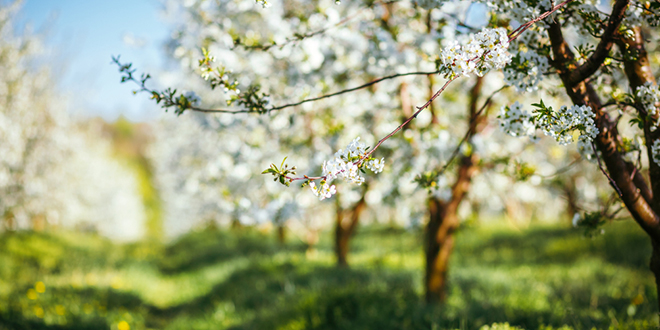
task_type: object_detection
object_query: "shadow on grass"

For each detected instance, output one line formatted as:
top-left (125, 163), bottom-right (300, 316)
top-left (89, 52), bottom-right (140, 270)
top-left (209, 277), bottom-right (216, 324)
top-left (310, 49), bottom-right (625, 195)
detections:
top-left (1, 223), bottom-right (657, 330)
top-left (148, 261), bottom-right (430, 329)
top-left (0, 286), bottom-right (154, 330)
top-left (0, 313), bottom-right (108, 330)
top-left (456, 222), bottom-right (651, 270)
top-left (156, 228), bottom-right (307, 275)
top-left (148, 257), bottom-right (656, 330)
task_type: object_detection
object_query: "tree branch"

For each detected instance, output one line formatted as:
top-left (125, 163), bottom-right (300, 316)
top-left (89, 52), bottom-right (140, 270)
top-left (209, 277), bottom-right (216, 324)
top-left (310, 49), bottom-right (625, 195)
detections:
top-left (436, 85), bottom-right (507, 177)
top-left (548, 19), bottom-right (660, 241)
top-left (616, 26), bottom-right (660, 211)
top-left (119, 64), bottom-right (440, 114)
top-left (566, 0), bottom-right (630, 85)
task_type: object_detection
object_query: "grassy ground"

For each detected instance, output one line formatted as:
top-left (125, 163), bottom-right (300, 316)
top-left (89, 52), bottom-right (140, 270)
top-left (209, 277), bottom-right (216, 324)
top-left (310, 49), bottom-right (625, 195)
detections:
top-left (0, 221), bottom-right (658, 330)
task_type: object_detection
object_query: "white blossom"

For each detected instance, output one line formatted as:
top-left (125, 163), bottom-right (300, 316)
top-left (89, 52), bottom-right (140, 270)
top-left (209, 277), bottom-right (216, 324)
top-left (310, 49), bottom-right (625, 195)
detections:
top-left (309, 181), bottom-right (336, 200)
top-left (500, 102), bottom-right (599, 159)
top-left (636, 82), bottom-right (660, 117)
top-left (255, 0), bottom-right (272, 8)
top-left (577, 138), bottom-right (596, 162)
top-left (498, 101), bottom-right (536, 139)
top-left (366, 158), bottom-right (385, 173)
top-left (439, 28), bottom-right (512, 78)
top-left (311, 137), bottom-right (386, 199)
top-left (624, 0), bottom-right (660, 27)
top-left (652, 140), bottom-right (660, 166)
top-left (538, 105), bottom-right (599, 146)
top-left (503, 50), bottom-right (550, 92)
top-left (483, 0), bottom-right (554, 28)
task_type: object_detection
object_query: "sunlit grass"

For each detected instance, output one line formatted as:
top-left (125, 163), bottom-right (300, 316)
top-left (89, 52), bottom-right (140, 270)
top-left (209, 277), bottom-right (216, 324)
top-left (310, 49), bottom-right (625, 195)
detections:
top-left (0, 221), bottom-right (657, 329)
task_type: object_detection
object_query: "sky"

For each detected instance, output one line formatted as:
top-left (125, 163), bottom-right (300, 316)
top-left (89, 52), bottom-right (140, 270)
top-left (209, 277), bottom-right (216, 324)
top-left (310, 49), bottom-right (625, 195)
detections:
top-left (18, 0), bottom-right (171, 122)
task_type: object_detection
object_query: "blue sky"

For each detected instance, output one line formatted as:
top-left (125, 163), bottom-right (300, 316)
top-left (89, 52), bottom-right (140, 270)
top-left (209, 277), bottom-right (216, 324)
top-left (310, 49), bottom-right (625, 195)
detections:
top-left (19, 0), bottom-right (171, 121)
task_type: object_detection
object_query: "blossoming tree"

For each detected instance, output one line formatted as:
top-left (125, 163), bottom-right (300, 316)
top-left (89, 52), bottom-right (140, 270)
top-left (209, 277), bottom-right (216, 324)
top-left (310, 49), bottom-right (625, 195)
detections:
top-left (1, 2), bottom-right (146, 239)
top-left (116, 0), bottom-right (660, 304)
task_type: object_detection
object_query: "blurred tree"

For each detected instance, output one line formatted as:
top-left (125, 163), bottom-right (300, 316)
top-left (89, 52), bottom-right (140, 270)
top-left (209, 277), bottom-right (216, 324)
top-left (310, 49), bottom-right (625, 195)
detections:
top-left (0, 1), bottom-right (147, 240)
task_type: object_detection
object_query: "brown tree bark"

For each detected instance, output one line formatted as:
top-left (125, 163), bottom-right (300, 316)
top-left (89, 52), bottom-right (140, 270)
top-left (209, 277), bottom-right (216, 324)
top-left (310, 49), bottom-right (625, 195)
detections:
top-left (425, 76), bottom-right (484, 303)
top-left (277, 223), bottom-right (286, 244)
top-left (563, 179), bottom-right (579, 221)
top-left (616, 26), bottom-right (660, 307)
top-left (334, 191), bottom-right (368, 267)
top-left (547, 0), bottom-right (660, 309)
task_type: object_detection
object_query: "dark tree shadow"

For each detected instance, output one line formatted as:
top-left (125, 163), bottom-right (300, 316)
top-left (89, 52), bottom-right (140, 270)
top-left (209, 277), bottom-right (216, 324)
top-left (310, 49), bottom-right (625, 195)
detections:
top-left (156, 228), bottom-right (307, 274)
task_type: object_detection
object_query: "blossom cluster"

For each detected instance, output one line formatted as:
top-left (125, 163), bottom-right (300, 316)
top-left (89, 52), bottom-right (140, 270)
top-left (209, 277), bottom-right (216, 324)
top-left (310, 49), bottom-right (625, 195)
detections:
top-left (537, 105), bottom-right (599, 146)
top-left (431, 175), bottom-right (453, 202)
top-left (439, 28), bottom-right (512, 78)
top-left (503, 50), bottom-right (550, 92)
top-left (651, 140), bottom-right (660, 166)
top-left (577, 138), bottom-right (596, 161)
top-left (255, 0), bottom-right (272, 8)
top-left (310, 137), bottom-right (385, 200)
top-left (625, 0), bottom-right (660, 27)
top-left (573, 1), bottom-right (608, 35)
top-left (499, 102), bottom-right (599, 154)
top-left (636, 82), bottom-right (660, 116)
top-left (498, 101), bottom-right (537, 140)
top-left (484, 0), bottom-right (554, 28)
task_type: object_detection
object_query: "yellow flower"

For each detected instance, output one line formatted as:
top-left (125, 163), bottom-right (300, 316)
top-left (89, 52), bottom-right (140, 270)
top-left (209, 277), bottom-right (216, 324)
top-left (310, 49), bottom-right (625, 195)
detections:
top-left (117, 321), bottom-right (130, 330)
top-left (35, 281), bottom-right (46, 293)
top-left (27, 289), bottom-right (38, 300)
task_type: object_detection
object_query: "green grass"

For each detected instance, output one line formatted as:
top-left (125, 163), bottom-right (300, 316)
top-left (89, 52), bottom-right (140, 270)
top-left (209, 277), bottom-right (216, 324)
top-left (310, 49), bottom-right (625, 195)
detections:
top-left (0, 221), bottom-right (658, 329)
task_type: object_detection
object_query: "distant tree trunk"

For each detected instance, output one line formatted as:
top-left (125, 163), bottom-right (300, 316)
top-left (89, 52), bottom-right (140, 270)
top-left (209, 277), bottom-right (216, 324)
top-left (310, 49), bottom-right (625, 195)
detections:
top-left (231, 217), bottom-right (242, 230)
top-left (548, 173), bottom-right (580, 223)
top-left (334, 191), bottom-right (368, 267)
top-left (277, 223), bottom-right (286, 244)
top-left (562, 175), bottom-right (579, 222)
top-left (425, 154), bottom-right (478, 302)
top-left (425, 76), bottom-right (484, 303)
top-left (3, 211), bottom-right (15, 232)
top-left (426, 197), bottom-right (456, 302)
top-left (31, 214), bottom-right (46, 231)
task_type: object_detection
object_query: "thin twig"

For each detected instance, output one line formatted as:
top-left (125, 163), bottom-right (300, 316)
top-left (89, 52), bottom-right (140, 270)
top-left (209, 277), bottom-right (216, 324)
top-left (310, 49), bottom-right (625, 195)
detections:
top-left (436, 85), bottom-right (507, 177)
top-left (128, 70), bottom-right (441, 115)
top-left (364, 78), bottom-right (457, 161)
top-left (539, 157), bottom-right (581, 178)
top-left (507, 0), bottom-right (573, 42)
top-left (591, 142), bottom-right (623, 197)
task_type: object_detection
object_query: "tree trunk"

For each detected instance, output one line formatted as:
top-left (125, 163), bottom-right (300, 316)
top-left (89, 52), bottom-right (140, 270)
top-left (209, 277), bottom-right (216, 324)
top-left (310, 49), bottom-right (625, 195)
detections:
top-left (547, 5), bottom-right (660, 311)
top-left (335, 213), bottom-right (350, 267)
top-left (334, 193), bottom-right (367, 267)
top-left (425, 199), bottom-right (458, 302)
top-left (619, 27), bottom-right (660, 310)
top-left (425, 76), bottom-right (484, 303)
top-left (277, 223), bottom-right (286, 244)
top-left (231, 217), bottom-right (242, 230)
top-left (3, 212), bottom-right (14, 232)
